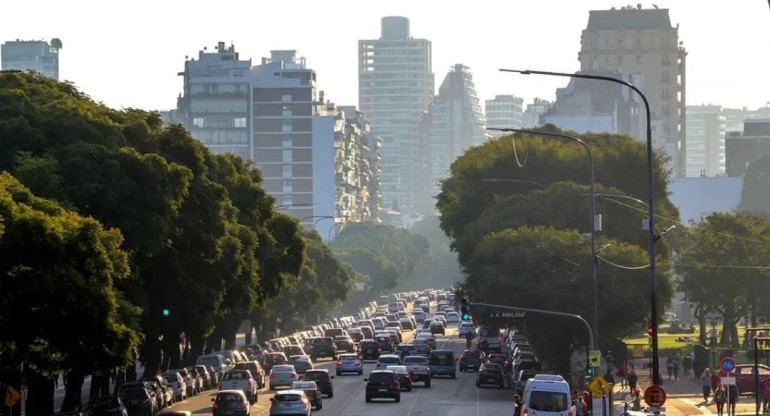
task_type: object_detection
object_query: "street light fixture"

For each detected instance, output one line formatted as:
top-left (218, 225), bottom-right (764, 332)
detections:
top-left (276, 203), bottom-right (314, 211)
top-left (488, 127), bottom-right (600, 353)
top-left (500, 68), bottom-right (661, 385)
top-left (328, 222), bottom-right (345, 243)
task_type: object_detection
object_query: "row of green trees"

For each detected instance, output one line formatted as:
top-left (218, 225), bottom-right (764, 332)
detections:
top-left (0, 72), bottom-right (354, 413)
top-left (436, 126), bottom-right (679, 373)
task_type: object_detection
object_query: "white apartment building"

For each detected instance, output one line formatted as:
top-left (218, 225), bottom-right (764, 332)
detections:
top-left (485, 95), bottom-right (524, 136)
top-left (1, 38), bottom-right (62, 80)
top-left (578, 5), bottom-right (687, 177)
top-left (358, 16), bottom-right (435, 215)
top-left (685, 105), bottom-right (725, 177)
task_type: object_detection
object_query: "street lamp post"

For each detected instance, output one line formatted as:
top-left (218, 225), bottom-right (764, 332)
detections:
top-left (328, 222), bottom-right (345, 243)
top-left (500, 68), bottom-right (660, 386)
top-left (489, 127), bottom-right (599, 353)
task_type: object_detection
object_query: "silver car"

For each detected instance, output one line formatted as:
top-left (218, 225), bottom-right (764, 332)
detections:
top-left (374, 354), bottom-right (402, 370)
top-left (336, 353), bottom-right (363, 375)
top-left (269, 365), bottom-right (298, 390)
top-left (269, 390), bottom-right (312, 416)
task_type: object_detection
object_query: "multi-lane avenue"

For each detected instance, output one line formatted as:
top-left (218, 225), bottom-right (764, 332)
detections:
top-left (164, 326), bottom-right (513, 416)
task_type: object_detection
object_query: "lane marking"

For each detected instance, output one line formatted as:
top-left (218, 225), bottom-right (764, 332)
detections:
top-left (476, 380), bottom-right (481, 416)
top-left (406, 387), bottom-right (423, 416)
top-left (332, 379), bottom-right (366, 416)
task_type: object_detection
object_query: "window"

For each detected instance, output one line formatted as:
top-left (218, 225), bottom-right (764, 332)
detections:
top-left (282, 165), bottom-right (292, 178)
top-left (193, 117), bottom-right (204, 127)
top-left (234, 117), bottom-right (246, 128)
top-left (636, 55), bottom-right (642, 64)
top-left (282, 195), bottom-right (293, 205)
top-left (529, 391), bottom-right (569, 412)
top-left (282, 139), bottom-right (292, 148)
top-left (282, 150), bottom-right (292, 162)
top-left (282, 120), bottom-right (292, 132)
top-left (282, 94), bottom-right (292, 102)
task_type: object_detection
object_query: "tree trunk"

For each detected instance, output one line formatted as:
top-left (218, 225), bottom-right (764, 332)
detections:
top-left (221, 315), bottom-right (241, 350)
top-left (113, 369), bottom-right (126, 396)
top-left (162, 334), bottom-right (182, 370)
top-left (27, 373), bottom-right (55, 416)
top-left (141, 337), bottom-right (163, 377)
top-left (89, 373), bottom-right (111, 400)
top-left (207, 325), bottom-right (225, 353)
top-left (60, 370), bottom-right (85, 412)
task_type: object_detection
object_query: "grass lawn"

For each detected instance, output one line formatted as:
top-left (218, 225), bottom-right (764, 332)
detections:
top-left (623, 324), bottom-right (750, 354)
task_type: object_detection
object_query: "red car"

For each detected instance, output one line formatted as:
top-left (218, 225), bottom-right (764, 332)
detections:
top-left (719, 364), bottom-right (770, 395)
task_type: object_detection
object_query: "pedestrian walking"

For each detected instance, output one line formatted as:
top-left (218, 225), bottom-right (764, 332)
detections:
top-left (617, 363), bottom-right (627, 389)
top-left (673, 352), bottom-right (681, 380)
top-left (711, 371), bottom-right (722, 399)
top-left (627, 369), bottom-right (638, 392)
top-left (682, 353), bottom-right (692, 376)
top-left (714, 384), bottom-right (726, 416)
top-left (727, 383), bottom-right (738, 416)
top-left (666, 354), bottom-right (675, 380)
top-left (514, 395), bottom-right (523, 416)
top-left (701, 368), bottom-right (712, 402)
top-left (762, 377), bottom-right (770, 413)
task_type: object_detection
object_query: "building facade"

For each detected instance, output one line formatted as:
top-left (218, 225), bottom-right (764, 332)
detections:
top-left (522, 98), bottom-right (553, 129)
top-left (578, 5), bottom-right (687, 176)
top-left (177, 42), bottom-right (252, 161)
top-left (685, 105), bottom-right (725, 177)
top-left (485, 95), bottom-right (524, 136)
top-left (358, 16), bottom-right (435, 215)
top-left (424, 64), bottom-right (487, 196)
top-left (725, 119), bottom-right (770, 177)
top-left (1, 38), bottom-right (62, 80)
top-left (176, 46), bottom-right (380, 233)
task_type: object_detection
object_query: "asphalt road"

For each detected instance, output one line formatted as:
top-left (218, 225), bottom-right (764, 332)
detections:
top-left (164, 326), bottom-right (513, 416)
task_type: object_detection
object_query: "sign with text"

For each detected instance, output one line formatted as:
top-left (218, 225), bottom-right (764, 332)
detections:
top-left (489, 311), bottom-right (526, 318)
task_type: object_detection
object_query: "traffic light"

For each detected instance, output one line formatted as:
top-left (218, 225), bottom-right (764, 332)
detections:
top-left (460, 297), bottom-right (470, 321)
top-left (585, 365), bottom-right (594, 376)
top-left (162, 308), bottom-right (170, 317)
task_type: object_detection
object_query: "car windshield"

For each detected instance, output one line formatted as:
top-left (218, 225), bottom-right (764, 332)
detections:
top-left (304, 372), bottom-right (327, 381)
top-left (479, 327), bottom-right (501, 338)
top-left (198, 356), bottom-right (221, 366)
top-left (274, 393), bottom-right (303, 402)
top-left (430, 353), bottom-right (453, 366)
top-left (223, 371), bottom-right (249, 380)
top-left (368, 372), bottom-right (394, 382)
top-left (529, 391), bottom-right (569, 412)
top-left (215, 392), bottom-right (244, 403)
top-left (122, 389), bottom-right (147, 399)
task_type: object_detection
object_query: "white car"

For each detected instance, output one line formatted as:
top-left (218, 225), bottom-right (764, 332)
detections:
top-left (269, 390), bottom-right (312, 416)
top-left (446, 312), bottom-right (460, 324)
top-left (458, 322), bottom-right (475, 337)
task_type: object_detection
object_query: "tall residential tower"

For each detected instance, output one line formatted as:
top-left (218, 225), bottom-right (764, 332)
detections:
top-left (358, 16), bottom-right (434, 215)
top-left (1, 38), bottom-right (62, 80)
top-left (579, 5), bottom-right (687, 176)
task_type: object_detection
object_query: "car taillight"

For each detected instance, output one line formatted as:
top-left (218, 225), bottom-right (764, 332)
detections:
top-left (212, 403), bottom-right (219, 409)
top-left (290, 373), bottom-right (296, 378)
top-left (377, 348), bottom-right (382, 352)
top-left (248, 379), bottom-right (254, 388)
top-left (337, 361), bottom-right (343, 365)
top-left (241, 402), bottom-right (248, 409)
top-left (523, 409), bottom-right (529, 416)
top-left (355, 361), bottom-right (361, 365)
top-left (390, 381), bottom-right (399, 387)
top-left (270, 374), bottom-right (275, 379)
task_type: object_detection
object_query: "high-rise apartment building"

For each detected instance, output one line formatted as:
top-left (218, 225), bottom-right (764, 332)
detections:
top-left (485, 95), bottom-right (524, 136)
top-left (1, 38), bottom-right (62, 80)
top-left (358, 16), bottom-right (435, 215)
top-left (177, 42), bottom-right (252, 161)
top-left (579, 5), bottom-right (687, 176)
top-left (424, 64), bottom-right (486, 196)
top-left (522, 98), bottom-right (553, 129)
top-left (685, 105), bottom-right (725, 177)
top-left (176, 46), bottom-right (380, 233)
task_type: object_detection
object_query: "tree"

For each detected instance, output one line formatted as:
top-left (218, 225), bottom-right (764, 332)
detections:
top-left (0, 172), bottom-right (139, 415)
top-left (465, 226), bottom-right (671, 372)
top-left (676, 212), bottom-right (770, 346)
top-left (339, 248), bottom-right (400, 292)
top-left (408, 215), bottom-right (464, 289)
top-left (738, 156), bottom-right (770, 213)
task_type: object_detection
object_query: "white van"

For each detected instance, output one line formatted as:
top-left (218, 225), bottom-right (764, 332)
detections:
top-left (196, 353), bottom-right (228, 373)
top-left (522, 374), bottom-right (573, 416)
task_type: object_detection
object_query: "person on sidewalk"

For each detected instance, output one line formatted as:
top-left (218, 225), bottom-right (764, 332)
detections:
top-left (701, 368), bottom-right (712, 402)
top-left (727, 383), bottom-right (738, 416)
top-left (762, 377), bottom-right (770, 412)
top-left (714, 384), bottom-right (726, 416)
top-left (666, 353), bottom-right (675, 380)
top-left (627, 369), bottom-right (638, 393)
top-left (617, 362), bottom-right (627, 389)
top-left (514, 395), bottom-right (523, 416)
top-left (711, 370), bottom-right (722, 399)
top-left (673, 352), bottom-right (681, 380)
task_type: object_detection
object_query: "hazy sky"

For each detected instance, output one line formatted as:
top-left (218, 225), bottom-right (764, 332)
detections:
top-left (3, 0), bottom-right (768, 112)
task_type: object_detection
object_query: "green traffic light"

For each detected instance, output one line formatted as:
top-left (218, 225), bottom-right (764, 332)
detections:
top-left (162, 309), bottom-right (170, 316)
top-left (586, 367), bottom-right (594, 375)
top-left (462, 312), bottom-right (470, 321)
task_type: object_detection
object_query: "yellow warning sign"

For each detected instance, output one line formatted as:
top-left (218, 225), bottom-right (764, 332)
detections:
top-left (588, 375), bottom-right (611, 397)
top-left (5, 385), bottom-right (20, 407)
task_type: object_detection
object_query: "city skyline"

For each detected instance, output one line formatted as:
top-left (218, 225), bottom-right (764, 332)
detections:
top-left (2, 0), bottom-right (768, 113)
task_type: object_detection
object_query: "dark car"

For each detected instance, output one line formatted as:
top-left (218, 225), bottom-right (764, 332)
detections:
top-left (513, 370), bottom-right (539, 396)
top-left (459, 349), bottom-right (485, 372)
top-left (309, 337), bottom-right (338, 361)
top-left (303, 369), bottom-right (335, 397)
top-left (88, 396), bottom-right (127, 416)
top-left (120, 388), bottom-right (157, 415)
top-left (385, 365), bottom-right (412, 391)
top-left (486, 353), bottom-right (510, 373)
top-left (364, 370), bottom-right (401, 402)
top-left (234, 361), bottom-right (265, 389)
top-left (476, 363), bottom-right (505, 388)
top-left (375, 335), bottom-right (394, 353)
top-left (429, 321), bottom-right (445, 336)
top-left (263, 352), bottom-right (288, 373)
top-left (394, 344), bottom-right (416, 360)
top-left (211, 390), bottom-right (249, 416)
top-left (335, 339), bottom-right (357, 353)
top-left (359, 340), bottom-right (382, 361)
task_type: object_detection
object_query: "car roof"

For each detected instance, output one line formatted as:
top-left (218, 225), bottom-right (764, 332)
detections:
top-left (306, 369), bottom-right (328, 373)
top-left (385, 365), bottom-right (408, 371)
top-left (216, 389), bottom-right (246, 397)
top-left (291, 381), bottom-right (318, 389)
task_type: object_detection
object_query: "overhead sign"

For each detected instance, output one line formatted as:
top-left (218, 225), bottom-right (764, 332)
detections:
top-left (588, 350), bottom-right (602, 367)
top-left (721, 357), bottom-right (736, 373)
top-left (644, 385), bottom-right (667, 407)
top-left (5, 386), bottom-right (19, 407)
top-left (588, 375), bottom-right (611, 397)
top-left (488, 311), bottom-right (526, 318)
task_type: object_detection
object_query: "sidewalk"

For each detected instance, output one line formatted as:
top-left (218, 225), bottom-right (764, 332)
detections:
top-left (610, 361), bottom-right (760, 416)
